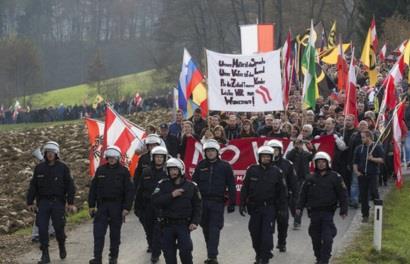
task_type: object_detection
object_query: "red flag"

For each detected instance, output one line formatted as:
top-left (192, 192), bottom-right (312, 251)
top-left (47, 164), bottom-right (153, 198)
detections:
top-left (101, 105), bottom-right (139, 167)
top-left (378, 43), bottom-right (386, 62)
top-left (85, 118), bottom-right (105, 176)
top-left (344, 48), bottom-right (358, 126)
top-left (337, 41), bottom-right (348, 91)
top-left (282, 31), bottom-right (292, 109)
top-left (392, 102), bottom-right (407, 188)
top-left (381, 55), bottom-right (405, 112)
top-left (370, 17), bottom-right (378, 51)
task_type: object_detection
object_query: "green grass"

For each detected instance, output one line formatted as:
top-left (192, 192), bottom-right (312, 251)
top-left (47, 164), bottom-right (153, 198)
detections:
top-left (0, 119), bottom-right (81, 132)
top-left (333, 182), bottom-right (410, 264)
top-left (23, 69), bottom-right (168, 108)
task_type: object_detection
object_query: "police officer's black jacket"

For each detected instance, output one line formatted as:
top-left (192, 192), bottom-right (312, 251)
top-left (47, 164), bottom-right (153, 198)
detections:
top-left (297, 170), bottom-right (348, 215)
top-left (133, 152), bottom-right (151, 190)
top-left (27, 160), bottom-right (75, 205)
top-left (134, 165), bottom-right (167, 211)
top-left (273, 158), bottom-right (298, 202)
top-left (152, 178), bottom-right (202, 225)
top-left (192, 159), bottom-right (236, 205)
top-left (88, 163), bottom-right (135, 211)
top-left (240, 164), bottom-right (288, 211)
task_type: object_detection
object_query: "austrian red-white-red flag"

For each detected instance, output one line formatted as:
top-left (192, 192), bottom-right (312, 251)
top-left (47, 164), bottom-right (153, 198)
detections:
top-left (101, 105), bottom-right (141, 167)
top-left (370, 17), bottom-right (378, 51)
top-left (394, 39), bottom-right (408, 56)
top-left (381, 55), bottom-right (406, 112)
top-left (343, 48), bottom-right (358, 126)
top-left (282, 31), bottom-right (292, 109)
top-left (392, 102), bottom-right (407, 188)
top-left (85, 118), bottom-right (105, 176)
top-left (337, 40), bottom-right (348, 91)
top-left (378, 43), bottom-right (386, 62)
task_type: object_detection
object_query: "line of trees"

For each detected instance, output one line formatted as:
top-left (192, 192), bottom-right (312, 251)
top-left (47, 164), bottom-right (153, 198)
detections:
top-left (0, 0), bottom-right (408, 106)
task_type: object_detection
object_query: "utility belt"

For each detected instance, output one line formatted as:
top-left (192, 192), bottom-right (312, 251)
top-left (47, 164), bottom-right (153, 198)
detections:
top-left (160, 217), bottom-right (191, 226)
top-left (203, 196), bottom-right (224, 203)
top-left (39, 195), bottom-right (64, 203)
top-left (249, 199), bottom-right (275, 208)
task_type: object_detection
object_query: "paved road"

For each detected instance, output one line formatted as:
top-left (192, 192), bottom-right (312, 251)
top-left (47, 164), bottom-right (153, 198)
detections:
top-left (18, 207), bottom-right (357, 264)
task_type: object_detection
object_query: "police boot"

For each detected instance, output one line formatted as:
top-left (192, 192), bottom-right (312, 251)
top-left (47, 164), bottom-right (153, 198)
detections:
top-left (89, 258), bottom-right (102, 264)
top-left (38, 247), bottom-right (50, 264)
top-left (204, 258), bottom-right (219, 264)
top-left (276, 244), bottom-right (286, 252)
top-left (108, 256), bottom-right (118, 264)
top-left (58, 241), bottom-right (67, 259)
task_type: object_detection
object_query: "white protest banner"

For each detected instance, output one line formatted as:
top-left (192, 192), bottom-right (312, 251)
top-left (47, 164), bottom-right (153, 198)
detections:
top-left (206, 49), bottom-right (283, 112)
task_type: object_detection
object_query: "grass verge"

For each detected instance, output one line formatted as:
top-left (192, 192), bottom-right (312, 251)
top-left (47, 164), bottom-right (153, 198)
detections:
top-left (333, 182), bottom-right (410, 264)
top-left (0, 119), bottom-right (81, 132)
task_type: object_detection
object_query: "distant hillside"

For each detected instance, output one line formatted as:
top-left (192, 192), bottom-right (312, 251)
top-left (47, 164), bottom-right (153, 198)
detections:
top-left (23, 69), bottom-right (169, 108)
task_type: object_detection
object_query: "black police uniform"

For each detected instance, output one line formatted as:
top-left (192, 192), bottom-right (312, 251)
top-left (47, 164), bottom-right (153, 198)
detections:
top-left (134, 165), bottom-right (168, 260)
top-left (88, 162), bottom-right (134, 263)
top-left (192, 158), bottom-right (236, 261)
top-left (27, 160), bottom-right (75, 261)
top-left (240, 163), bottom-right (287, 264)
top-left (152, 178), bottom-right (202, 264)
top-left (297, 169), bottom-right (348, 264)
top-left (133, 151), bottom-right (152, 247)
top-left (272, 157), bottom-right (298, 250)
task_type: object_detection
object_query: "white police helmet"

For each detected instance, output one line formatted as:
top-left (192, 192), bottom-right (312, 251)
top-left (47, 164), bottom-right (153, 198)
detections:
top-left (257, 145), bottom-right (274, 156)
top-left (166, 157), bottom-right (185, 175)
top-left (203, 139), bottom-right (220, 152)
top-left (313, 151), bottom-right (332, 168)
top-left (150, 146), bottom-right (168, 161)
top-left (267, 139), bottom-right (283, 152)
top-left (145, 134), bottom-right (161, 146)
top-left (43, 141), bottom-right (60, 155)
top-left (104, 146), bottom-right (122, 160)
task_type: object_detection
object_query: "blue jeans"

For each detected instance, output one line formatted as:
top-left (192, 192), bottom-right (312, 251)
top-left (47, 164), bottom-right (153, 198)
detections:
top-left (350, 172), bottom-right (359, 205)
top-left (405, 131), bottom-right (410, 163)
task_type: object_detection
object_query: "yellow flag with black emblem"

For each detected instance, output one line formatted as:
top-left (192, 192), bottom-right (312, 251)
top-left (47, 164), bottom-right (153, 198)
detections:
top-left (327, 21), bottom-right (336, 49)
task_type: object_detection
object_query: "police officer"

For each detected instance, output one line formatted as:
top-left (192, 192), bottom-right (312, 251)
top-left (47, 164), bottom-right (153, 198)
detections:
top-left (240, 146), bottom-right (287, 264)
top-left (135, 146), bottom-right (168, 263)
top-left (134, 133), bottom-right (161, 252)
top-left (88, 146), bottom-right (135, 264)
top-left (192, 139), bottom-right (236, 264)
top-left (27, 141), bottom-right (76, 264)
top-left (152, 158), bottom-right (202, 264)
top-left (267, 139), bottom-right (298, 252)
top-left (296, 152), bottom-right (348, 264)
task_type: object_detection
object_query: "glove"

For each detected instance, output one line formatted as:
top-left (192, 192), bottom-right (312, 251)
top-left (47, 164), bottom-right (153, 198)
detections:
top-left (227, 205), bottom-right (235, 213)
top-left (239, 205), bottom-right (247, 216)
top-left (89, 208), bottom-right (97, 218)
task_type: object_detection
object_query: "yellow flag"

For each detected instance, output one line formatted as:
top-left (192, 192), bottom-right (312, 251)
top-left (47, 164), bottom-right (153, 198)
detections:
top-left (403, 39), bottom-right (410, 83)
top-left (319, 44), bottom-right (350, 65)
top-left (360, 29), bottom-right (378, 86)
top-left (93, 95), bottom-right (104, 109)
top-left (327, 22), bottom-right (336, 49)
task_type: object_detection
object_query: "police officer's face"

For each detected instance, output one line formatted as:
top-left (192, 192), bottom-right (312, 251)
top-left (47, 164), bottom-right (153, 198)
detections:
top-left (205, 149), bottom-right (218, 160)
top-left (168, 167), bottom-right (180, 179)
top-left (260, 154), bottom-right (272, 165)
top-left (316, 159), bottom-right (328, 171)
top-left (273, 148), bottom-right (281, 158)
top-left (45, 151), bottom-right (56, 161)
top-left (107, 157), bottom-right (118, 165)
top-left (154, 155), bottom-right (165, 166)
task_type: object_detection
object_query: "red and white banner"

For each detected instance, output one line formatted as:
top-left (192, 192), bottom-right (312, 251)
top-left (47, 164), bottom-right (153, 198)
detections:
top-left (392, 102), bottom-right (407, 188)
top-left (183, 136), bottom-right (335, 203)
top-left (85, 118), bottom-right (105, 176)
top-left (100, 105), bottom-right (145, 172)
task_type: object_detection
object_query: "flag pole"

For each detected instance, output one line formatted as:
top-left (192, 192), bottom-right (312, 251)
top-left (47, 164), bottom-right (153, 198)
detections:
top-left (370, 99), bottom-right (404, 154)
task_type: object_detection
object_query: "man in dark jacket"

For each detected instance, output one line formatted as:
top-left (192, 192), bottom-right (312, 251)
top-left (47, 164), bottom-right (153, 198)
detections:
top-left (27, 141), bottom-right (76, 264)
top-left (88, 146), bottom-right (134, 264)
